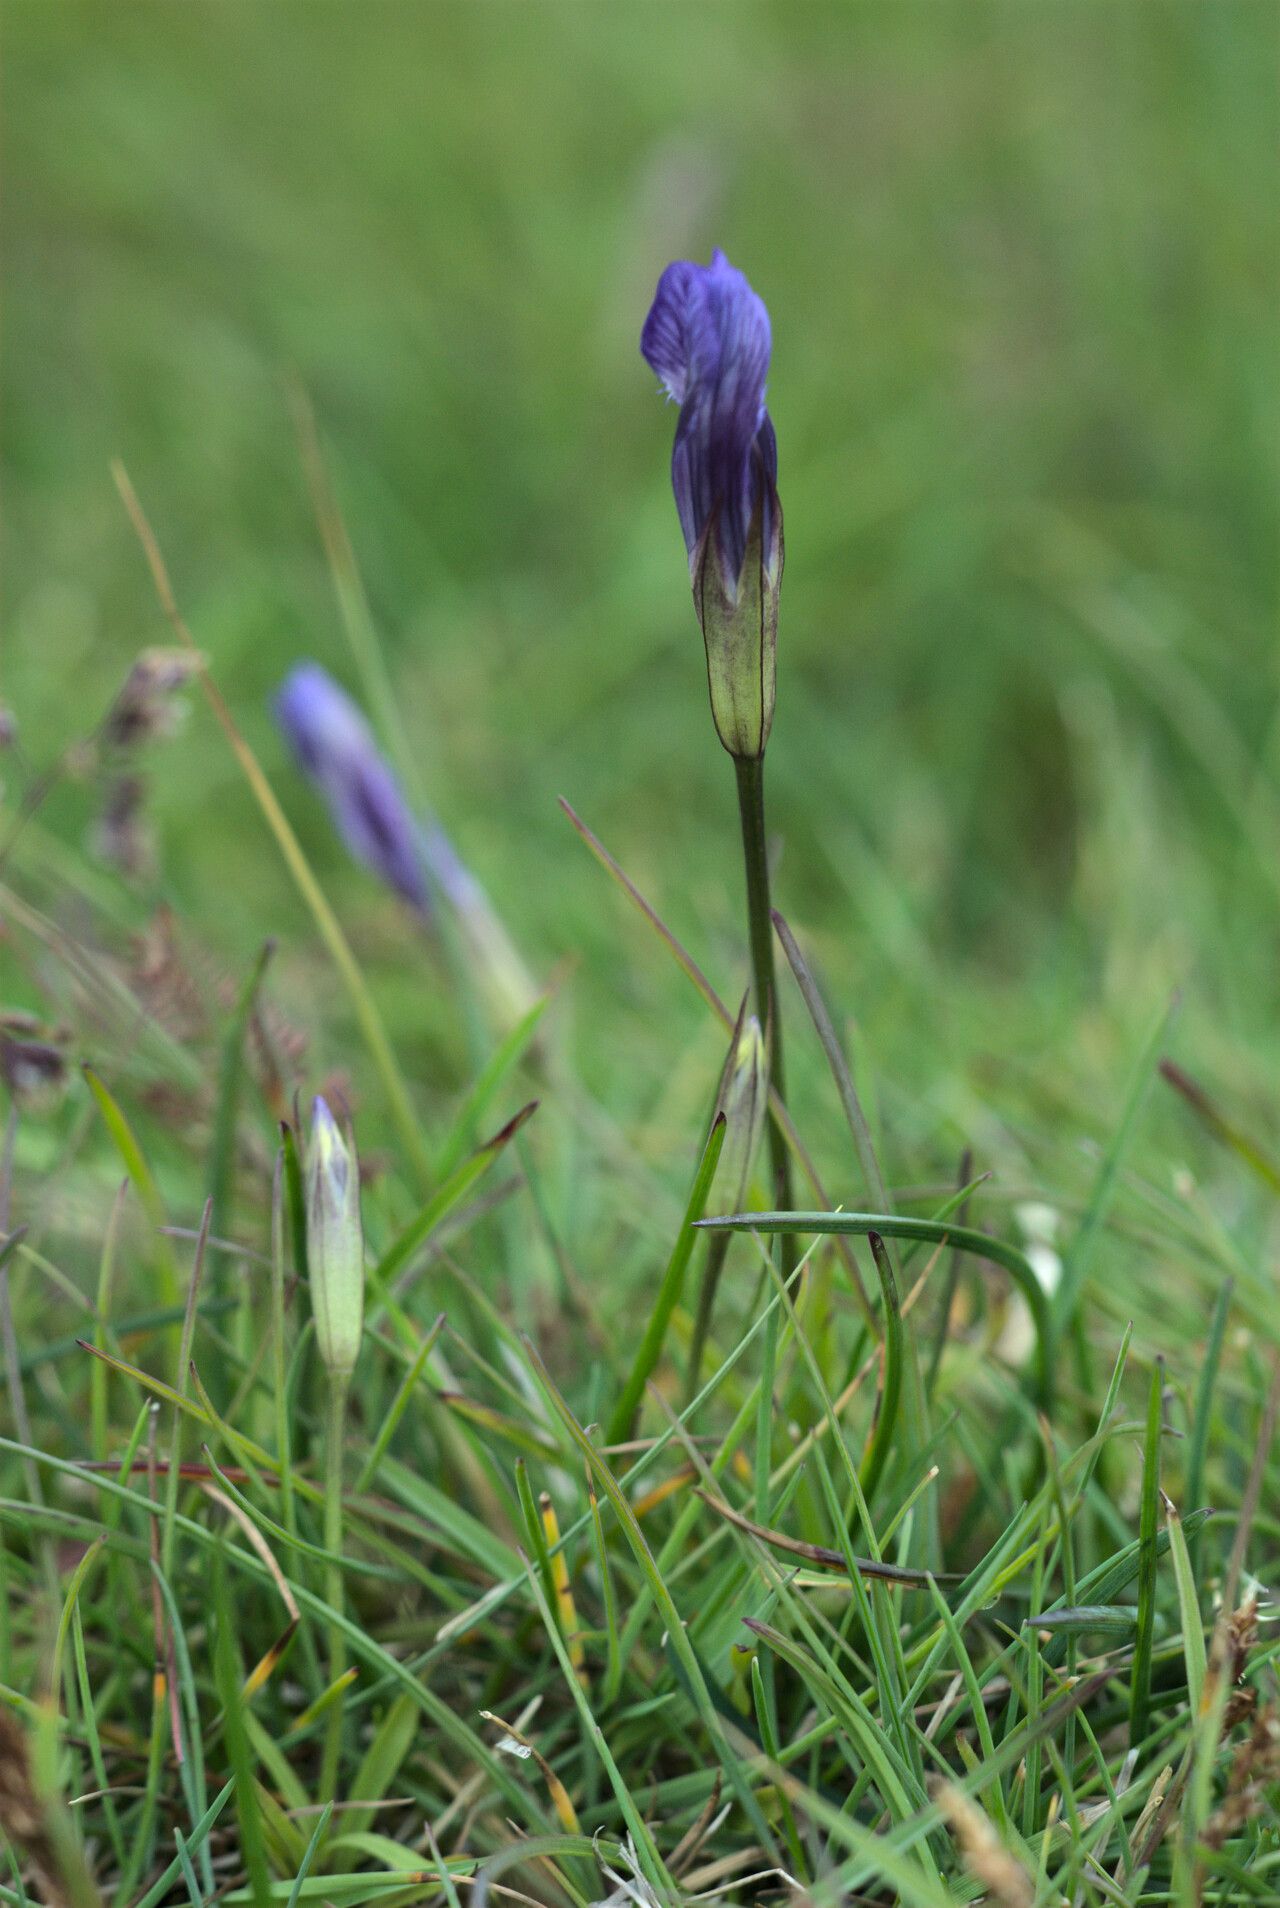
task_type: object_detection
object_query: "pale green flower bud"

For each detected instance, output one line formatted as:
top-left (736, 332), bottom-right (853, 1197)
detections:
top-left (713, 1013), bottom-right (768, 1207)
top-left (306, 1096), bottom-right (364, 1377)
top-left (693, 494), bottom-right (782, 762)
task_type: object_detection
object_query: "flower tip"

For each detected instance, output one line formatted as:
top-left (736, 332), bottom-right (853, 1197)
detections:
top-left (305, 1094), bottom-right (363, 1377)
top-left (309, 1095), bottom-right (350, 1192)
top-left (273, 659), bottom-right (320, 714)
top-left (737, 1014), bottom-right (766, 1069)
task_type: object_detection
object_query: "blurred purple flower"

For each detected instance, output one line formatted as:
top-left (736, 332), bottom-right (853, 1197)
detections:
top-left (640, 248), bottom-right (778, 592)
top-left (273, 663), bottom-right (430, 915)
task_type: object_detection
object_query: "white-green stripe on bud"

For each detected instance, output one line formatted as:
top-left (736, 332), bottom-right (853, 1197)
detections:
top-left (306, 1095), bottom-right (364, 1377)
top-left (713, 1012), bottom-right (768, 1208)
top-left (693, 492), bottom-right (782, 762)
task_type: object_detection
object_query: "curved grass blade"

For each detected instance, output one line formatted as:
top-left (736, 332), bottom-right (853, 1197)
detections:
top-left (82, 1064), bottom-right (178, 1312)
top-left (699, 1207), bottom-right (1052, 1403)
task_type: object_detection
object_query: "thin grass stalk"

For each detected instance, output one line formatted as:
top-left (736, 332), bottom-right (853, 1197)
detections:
top-left (91, 1179), bottom-right (129, 1467)
top-left (605, 1116), bottom-right (724, 1445)
top-left (111, 460), bottom-right (432, 1191)
top-left (686, 1229), bottom-right (732, 1405)
top-left (559, 794), bottom-right (874, 1320)
top-left (926, 1147), bottom-right (973, 1396)
top-left (160, 1200), bottom-right (211, 1584)
top-left (1129, 1360), bottom-right (1164, 1748)
top-left (320, 1371), bottom-right (350, 1806)
top-left (269, 1151), bottom-right (296, 1542)
top-left (858, 1233), bottom-right (904, 1503)
top-left (732, 756), bottom-right (794, 1229)
top-left (208, 940), bottom-right (274, 1295)
top-left (1185, 1277), bottom-right (1231, 1582)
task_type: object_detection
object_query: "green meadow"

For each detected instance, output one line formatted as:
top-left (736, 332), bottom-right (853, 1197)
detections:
top-left (2, 5), bottom-right (1276, 1903)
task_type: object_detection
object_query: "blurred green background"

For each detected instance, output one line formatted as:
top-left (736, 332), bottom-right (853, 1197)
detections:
top-left (4, 2), bottom-right (1277, 1223)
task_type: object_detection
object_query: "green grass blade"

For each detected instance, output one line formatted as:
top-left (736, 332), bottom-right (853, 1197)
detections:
top-left (367, 1102), bottom-right (538, 1311)
top-left (433, 996), bottom-right (550, 1181)
top-left (1164, 1496), bottom-right (1206, 1719)
top-left (858, 1231), bottom-right (903, 1502)
top-left (354, 1314), bottom-right (445, 1493)
top-left (1053, 997), bottom-right (1177, 1333)
top-left (207, 939), bottom-right (275, 1266)
top-left (1185, 1276), bottom-right (1231, 1567)
top-left (524, 1339), bottom-right (779, 1859)
top-left (82, 1064), bottom-right (178, 1312)
top-left (1129, 1361), bottom-right (1164, 1748)
top-left (605, 1115), bottom-right (725, 1446)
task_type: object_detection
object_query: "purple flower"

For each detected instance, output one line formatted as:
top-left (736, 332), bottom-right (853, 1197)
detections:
top-left (641, 251), bottom-right (783, 759)
top-left (640, 249), bottom-right (779, 593)
top-left (273, 663), bottom-right (430, 915)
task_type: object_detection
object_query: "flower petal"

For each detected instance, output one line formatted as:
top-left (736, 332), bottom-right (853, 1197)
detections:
top-left (640, 251), bottom-right (774, 581)
top-left (639, 259), bottom-right (706, 404)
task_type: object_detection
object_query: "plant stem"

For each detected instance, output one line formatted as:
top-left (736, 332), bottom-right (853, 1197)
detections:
top-left (733, 755), bottom-right (794, 1223)
top-left (319, 1372), bottom-right (349, 1806)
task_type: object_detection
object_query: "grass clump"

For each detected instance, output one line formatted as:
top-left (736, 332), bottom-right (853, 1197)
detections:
top-left (0, 485), bottom-right (1275, 1904)
top-left (1, 13), bottom-right (1277, 1900)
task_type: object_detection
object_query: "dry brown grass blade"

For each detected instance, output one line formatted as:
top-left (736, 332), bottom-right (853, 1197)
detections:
top-left (932, 1781), bottom-right (1034, 1908)
top-left (667, 1770), bottom-right (723, 1878)
top-left (0, 1708), bottom-right (101, 1908)
top-left (694, 1487), bottom-right (958, 1584)
top-left (201, 1480), bottom-right (301, 1698)
top-left (479, 1711), bottom-right (580, 1836)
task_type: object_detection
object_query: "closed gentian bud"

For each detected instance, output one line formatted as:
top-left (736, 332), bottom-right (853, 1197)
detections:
top-left (713, 1012), bottom-right (768, 1207)
top-left (305, 1096), bottom-right (364, 1378)
top-left (641, 250), bottom-right (782, 760)
top-left (273, 663), bottom-right (431, 916)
